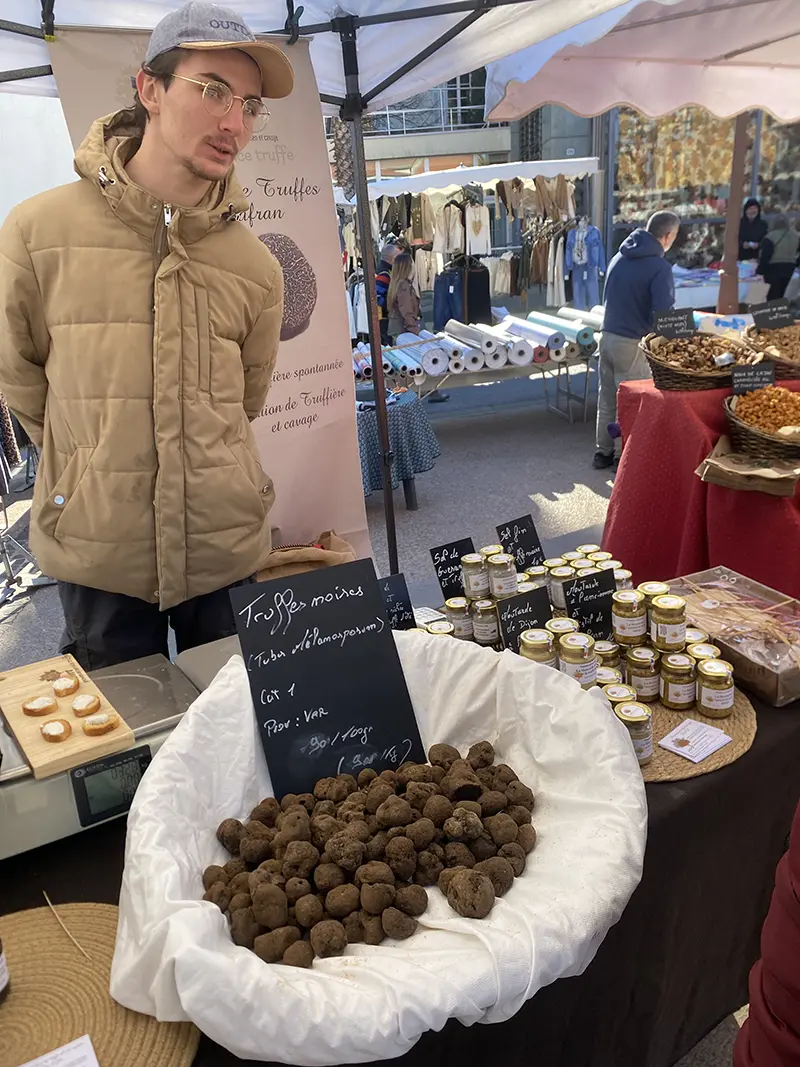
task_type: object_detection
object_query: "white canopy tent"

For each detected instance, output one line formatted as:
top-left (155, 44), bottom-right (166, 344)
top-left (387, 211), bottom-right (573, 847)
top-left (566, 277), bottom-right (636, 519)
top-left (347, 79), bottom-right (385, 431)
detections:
top-left (483, 0), bottom-right (800, 315)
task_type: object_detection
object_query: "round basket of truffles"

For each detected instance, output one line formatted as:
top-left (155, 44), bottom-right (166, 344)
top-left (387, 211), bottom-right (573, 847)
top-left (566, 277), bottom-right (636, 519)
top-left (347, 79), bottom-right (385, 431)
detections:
top-left (640, 332), bottom-right (762, 391)
top-left (110, 638), bottom-right (647, 1064)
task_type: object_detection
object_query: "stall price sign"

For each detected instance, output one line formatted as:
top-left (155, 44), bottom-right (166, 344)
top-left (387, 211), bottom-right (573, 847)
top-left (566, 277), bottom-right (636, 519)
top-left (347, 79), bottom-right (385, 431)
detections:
top-left (379, 572), bottom-right (415, 630)
top-left (430, 537), bottom-right (475, 600)
top-left (750, 299), bottom-right (795, 330)
top-left (230, 559), bottom-right (425, 798)
top-left (563, 569), bottom-right (617, 641)
top-left (653, 308), bottom-right (695, 339)
top-left (496, 514), bottom-right (545, 571)
top-left (732, 360), bottom-right (776, 395)
top-left (497, 585), bottom-right (552, 654)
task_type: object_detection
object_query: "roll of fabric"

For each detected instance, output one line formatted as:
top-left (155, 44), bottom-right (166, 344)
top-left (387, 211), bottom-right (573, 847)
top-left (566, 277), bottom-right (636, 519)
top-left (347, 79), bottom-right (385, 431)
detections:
top-left (441, 334), bottom-right (474, 359)
top-left (591, 305), bottom-right (605, 317)
top-left (421, 347), bottom-right (449, 376)
top-left (384, 349), bottom-right (411, 377)
top-left (579, 340), bottom-right (598, 357)
top-left (396, 333), bottom-right (450, 377)
top-left (557, 306), bottom-right (604, 331)
top-left (527, 311), bottom-right (594, 348)
top-left (493, 331), bottom-right (534, 366)
top-left (551, 347), bottom-right (567, 363)
top-left (360, 357), bottom-right (373, 380)
top-left (502, 316), bottom-right (565, 351)
top-left (565, 341), bottom-right (581, 361)
top-left (397, 348), bottom-right (426, 379)
top-left (448, 356), bottom-right (465, 373)
top-left (484, 348), bottom-right (509, 370)
top-left (463, 349), bottom-right (485, 371)
top-left (533, 345), bottom-right (551, 364)
top-left (353, 358), bottom-right (363, 381)
top-left (444, 319), bottom-right (498, 354)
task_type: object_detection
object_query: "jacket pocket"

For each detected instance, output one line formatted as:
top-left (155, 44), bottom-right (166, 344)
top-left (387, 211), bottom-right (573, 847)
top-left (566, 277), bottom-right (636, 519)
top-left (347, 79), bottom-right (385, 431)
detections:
top-left (37, 447), bottom-right (94, 539)
top-left (196, 287), bottom-right (211, 395)
top-left (229, 441), bottom-right (273, 517)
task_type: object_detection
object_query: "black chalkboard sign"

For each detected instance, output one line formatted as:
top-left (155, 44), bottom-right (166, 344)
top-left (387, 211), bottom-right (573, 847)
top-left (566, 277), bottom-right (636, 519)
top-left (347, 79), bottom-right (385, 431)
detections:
top-left (430, 537), bottom-right (474, 600)
top-left (750, 299), bottom-right (794, 330)
top-left (732, 360), bottom-right (776, 395)
top-left (563, 569), bottom-right (617, 641)
top-left (497, 585), bottom-right (552, 654)
top-left (496, 515), bottom-right (545, 571)
top-left (379, 572), bottom-right (415, 630)
top-left (230, 559), bottom-right (425, 798)
top-left (653, 308), bottom-right (695, 339)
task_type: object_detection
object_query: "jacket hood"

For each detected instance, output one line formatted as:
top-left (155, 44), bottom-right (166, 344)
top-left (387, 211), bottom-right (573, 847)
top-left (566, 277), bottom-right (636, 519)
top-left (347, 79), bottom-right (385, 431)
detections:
top-left (742, 197), bottom-right (762, 220)
top-left (73, 109), bottom-right (249, 240)
top-left (618, 228), bottom-right (665, 260)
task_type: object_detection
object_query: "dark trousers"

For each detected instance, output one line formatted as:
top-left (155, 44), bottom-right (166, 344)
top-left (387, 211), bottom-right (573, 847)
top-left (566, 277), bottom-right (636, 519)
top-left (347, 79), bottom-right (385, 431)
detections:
top-left (433, 270), bottom-right (464, 330)
top-left (58, 578), bottom-right (254, 670)
top-left (764, 264), bottom-right (796, 301)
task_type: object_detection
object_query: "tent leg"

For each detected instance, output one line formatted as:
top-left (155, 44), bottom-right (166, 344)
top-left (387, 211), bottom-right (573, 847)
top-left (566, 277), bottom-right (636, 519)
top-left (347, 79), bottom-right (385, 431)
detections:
top-left (717, 112), bottom-right (750, 315)
top-left (339, 19), bottom-right (400, 575)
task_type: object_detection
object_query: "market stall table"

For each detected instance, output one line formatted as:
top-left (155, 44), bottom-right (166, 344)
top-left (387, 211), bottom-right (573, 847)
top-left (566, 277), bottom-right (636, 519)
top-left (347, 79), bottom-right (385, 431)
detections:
top-left (2, 688), bottom-right (798, 1067)
top-left (357, 390), bottom-right (440, 510)
top-left (603, 379), bottom-right (800, 598)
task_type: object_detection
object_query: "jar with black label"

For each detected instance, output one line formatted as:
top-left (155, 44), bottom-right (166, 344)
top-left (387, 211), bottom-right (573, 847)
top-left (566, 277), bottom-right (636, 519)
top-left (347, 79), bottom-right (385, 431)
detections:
top-left (697, 659), bottom-right (735, 718)
top-left (548, 566), bottom-right (575, 612)
top-left (461, 553), bottom-right (489, 600)
top-left (427, 620), bottom-right (454, 637)
top-left (444, 597), bottom-right (473, 641)
top-left (614, 568), bottom-right (634, 590)
top-left (615, 702), bottom-right (654, 766)
top-left (612, 590), bottom-right (648, 647)
top-left (625, 646), bottom-right (661, 703)
top-left (479, 543), bottom-right (504, 562)
top-left (595, 640), bottom-right (621, 668)
top-left (660, 653), bottom-right (697, 711)
top-left (650, 595), bottom-right (687, 653)
top-left (0, 936), bottom-right (9, 1004)
top-left (558, 633), bottom-right (597, 689)
top-left (487, 553), bottom-right (518, 599)
top-left (472, 599), bottom-right (500, 647)
top-left (519, 629), bottom-right (557, 668)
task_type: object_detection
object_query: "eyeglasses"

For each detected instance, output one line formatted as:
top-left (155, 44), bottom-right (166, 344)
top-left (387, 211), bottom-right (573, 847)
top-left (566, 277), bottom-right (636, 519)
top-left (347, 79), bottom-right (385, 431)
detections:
top-left (164, 72), bottom-right (270, 133)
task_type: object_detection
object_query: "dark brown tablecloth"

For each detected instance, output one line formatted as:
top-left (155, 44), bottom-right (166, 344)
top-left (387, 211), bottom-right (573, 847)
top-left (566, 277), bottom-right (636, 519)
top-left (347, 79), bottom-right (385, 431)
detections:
top-left (3, 697), bottom-right (800, 1067)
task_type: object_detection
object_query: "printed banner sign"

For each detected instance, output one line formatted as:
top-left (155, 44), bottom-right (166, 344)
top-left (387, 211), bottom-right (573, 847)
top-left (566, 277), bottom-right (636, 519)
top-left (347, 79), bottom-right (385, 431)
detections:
top-left (48, 32), bottom-right (369, 557)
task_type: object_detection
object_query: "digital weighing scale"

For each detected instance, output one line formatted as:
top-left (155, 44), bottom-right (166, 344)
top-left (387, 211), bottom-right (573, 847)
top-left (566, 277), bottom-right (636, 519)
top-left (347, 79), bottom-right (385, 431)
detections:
top-left (0, 653), bottom-right (200, 860)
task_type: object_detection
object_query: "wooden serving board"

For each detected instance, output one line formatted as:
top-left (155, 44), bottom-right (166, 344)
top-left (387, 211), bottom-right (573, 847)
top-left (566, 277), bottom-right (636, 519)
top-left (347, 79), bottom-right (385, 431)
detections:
top-left (0, 654), bottom-right (134, 779)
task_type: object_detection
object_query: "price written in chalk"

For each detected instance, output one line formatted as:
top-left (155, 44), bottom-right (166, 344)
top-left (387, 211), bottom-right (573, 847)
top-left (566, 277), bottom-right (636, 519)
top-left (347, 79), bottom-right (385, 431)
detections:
top-left (379, 572), bottom-right (415, 630)
top-left (563, 569), bottom-right (616, 641)
top-left (653, 307), bottom-right (695, 339)
top-left (230, 559), bottom-right (424, 797)
top-left (430, 537), bottom-right (475, 599)
top-left (750, 299), bottom-right (795, 331)
top-left (496, 514), bottom-right (545, 571)
top-left (731, 360), bottom-right (776, 394)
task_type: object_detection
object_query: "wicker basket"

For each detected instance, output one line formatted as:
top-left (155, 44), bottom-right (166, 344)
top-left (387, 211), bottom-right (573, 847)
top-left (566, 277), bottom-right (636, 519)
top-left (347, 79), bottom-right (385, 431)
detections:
top-left (744, 324), bottom-right (800, 381)
top-left (641, 333), bottom-right (754, 392)
top-left (724, 395), bottom-right (800, 462)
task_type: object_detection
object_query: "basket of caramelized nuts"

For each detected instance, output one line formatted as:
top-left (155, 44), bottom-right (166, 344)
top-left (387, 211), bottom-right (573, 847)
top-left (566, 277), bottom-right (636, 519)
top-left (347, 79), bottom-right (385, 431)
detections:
top-left (744, 322), bottom-right (800, 380)
top-left (724, 385), bottom-right (800, 461)
top-left (640, 333), bottom-right (763, 392)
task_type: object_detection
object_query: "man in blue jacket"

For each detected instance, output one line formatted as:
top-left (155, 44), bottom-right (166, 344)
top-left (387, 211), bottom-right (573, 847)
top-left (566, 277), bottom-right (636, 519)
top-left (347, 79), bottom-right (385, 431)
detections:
top-left (594, 210), bottom-right (680, 469)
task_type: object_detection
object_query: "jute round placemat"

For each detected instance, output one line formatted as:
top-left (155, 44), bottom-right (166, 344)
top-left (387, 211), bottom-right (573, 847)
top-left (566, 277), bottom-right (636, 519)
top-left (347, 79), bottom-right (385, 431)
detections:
top-left (642, 686), bottom-right (757, 783)
top-left (0, 903), bottom-right (199, 1067)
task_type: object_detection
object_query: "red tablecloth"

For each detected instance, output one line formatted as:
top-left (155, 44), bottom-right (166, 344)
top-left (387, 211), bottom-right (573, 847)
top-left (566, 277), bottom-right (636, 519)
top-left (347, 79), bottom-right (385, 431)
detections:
top-left (602, 380), bottom-right (800, 598)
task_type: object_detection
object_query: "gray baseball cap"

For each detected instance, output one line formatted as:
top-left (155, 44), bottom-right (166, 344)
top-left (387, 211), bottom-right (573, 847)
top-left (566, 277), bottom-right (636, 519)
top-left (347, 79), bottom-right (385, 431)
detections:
top-left (145, 2), bottom-right (294, 99)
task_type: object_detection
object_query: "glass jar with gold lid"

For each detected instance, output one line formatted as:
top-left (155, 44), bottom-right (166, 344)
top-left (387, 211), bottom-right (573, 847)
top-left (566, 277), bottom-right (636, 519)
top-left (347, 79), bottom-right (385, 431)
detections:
top-left (545, 617), bottom-right (579, 640)
top-left (650, 594), bottom-right (687, 653)
top-left (602, 682), bottom-right (637, 707)
top-left (685, 627), bottom-right (709, 646)
top-left (696, 659), bottom-right (735, 718)
top-left (519, 629), bottom-right (557, 668)
top-left (427, 620), bottom-right (454, 637)
top-left (543, 556), bottom-right (567, 573)
top-left (576, 543), bottom-right (600, 555)
top-left (472, 599), bottom-right (500, 647)
top-left (488, 553), bottom-right (518, 600)
top-left (625, 646), bottom-right (661, 703)
top-left (597, 665), bottom-right (623, 686)
top-left (444, 597), bottom-right (473, 641)
top-left (523, 565), bottom-right (548, 589)
top-left (612, 590), bottom-right (648, 647)
top-left (571, 558), bottom-right (596, 573)
top-left (686, 642), bottom-right (721, 665)
top-left (558, 633), bottom-right (597, 689)
top-left (637, 582), bottom-right (671, 626)
top-left (659, 653), bottom-right (697, 711)
top-left (615, 702), bottom-right (654, 766)
top-left (595, 639), bottom-right (621, 668)
top-left (461, 552), bottom-right (489, 600)
top-left (562, 551), bottom-right (585, 565)
top-left (596, 559), bottom-right (623, 572)
top-left (548, 566), bottom-right (575, 611)
top-left (588, 551), bottom-right (613, 564)
top-left (614, 568), bottom-right (633, 590)
top-left (479, 543), bottom-right (504, 561)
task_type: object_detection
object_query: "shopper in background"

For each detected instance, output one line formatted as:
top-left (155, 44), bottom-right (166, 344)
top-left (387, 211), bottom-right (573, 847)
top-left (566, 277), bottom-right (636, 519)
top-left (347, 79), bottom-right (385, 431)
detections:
top-left (386, 253), bottom-right (421, 338)
top-left (738, 197), bottom-right (768, 261)
top-left (376, 241), bottom-right (399, 343)
top-left (593, 210), bottom-right (680, 470)
top-left (734, 799), bottom-right (800, 1067)
top-left (758, 213), bottom-right (800, 300)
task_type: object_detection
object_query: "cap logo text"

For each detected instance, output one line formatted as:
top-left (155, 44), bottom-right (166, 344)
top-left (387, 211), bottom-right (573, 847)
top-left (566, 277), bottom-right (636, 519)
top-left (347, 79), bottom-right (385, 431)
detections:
top-left (209, 18), bottom-right (248, 35)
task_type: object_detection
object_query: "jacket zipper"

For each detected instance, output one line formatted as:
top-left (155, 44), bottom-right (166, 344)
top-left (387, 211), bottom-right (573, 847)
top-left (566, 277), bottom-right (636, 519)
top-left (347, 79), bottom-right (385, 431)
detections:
top-left (152, 203), bottom-right (174, 603)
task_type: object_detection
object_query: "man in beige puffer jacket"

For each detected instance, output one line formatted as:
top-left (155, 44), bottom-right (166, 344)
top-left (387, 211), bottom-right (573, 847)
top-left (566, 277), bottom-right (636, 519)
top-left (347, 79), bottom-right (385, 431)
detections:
top-left (0, 3), bottom-right (295, 668)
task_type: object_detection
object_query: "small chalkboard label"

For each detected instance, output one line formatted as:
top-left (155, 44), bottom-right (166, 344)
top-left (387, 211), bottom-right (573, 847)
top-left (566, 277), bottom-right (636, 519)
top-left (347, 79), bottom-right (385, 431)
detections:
top-left (750, 299), bottom-right (794, 330)
top-left (653, 307), bottom-right (695, 339)
top-left (230, 559), bottom-right (425, 798)
top-left (498, 585), bottom-right (552, 654)
top-left (379, 572), bottom-right (415, 630)
top-left (496, 515), bottom-right (545, 571)
top-left (732, 360), bottom-right (776, 395)
top-left (430, 537), bottom-right (475, 600)
top-left (563, 568), bottom-right (617, 641)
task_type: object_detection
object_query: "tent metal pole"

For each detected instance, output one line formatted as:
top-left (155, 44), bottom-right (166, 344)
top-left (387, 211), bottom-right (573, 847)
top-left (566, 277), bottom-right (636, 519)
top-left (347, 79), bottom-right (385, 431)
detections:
top-left (264, 0), bottom-right (534, 36)
top-left (717, 111), bottom-right (750, 315)
top-left (337, 17), bottom-right (400, 575)
top-left (0, 65), bottom-right (51, 82)
top-left (0, 19), bottom-right (43, 37)
top-left (751, 109), bottom-right (763, 200)
top-left (603, 108), bottom-right (618, 265)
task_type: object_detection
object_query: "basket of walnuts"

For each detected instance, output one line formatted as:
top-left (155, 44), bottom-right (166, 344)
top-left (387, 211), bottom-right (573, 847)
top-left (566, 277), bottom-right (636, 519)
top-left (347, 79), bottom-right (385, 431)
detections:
top-left (725, 385), bottom-right (800, 461)
top-left (744, 322), bottom-right (800, 381)
top-left (641, 332), bottom-right (763, 391)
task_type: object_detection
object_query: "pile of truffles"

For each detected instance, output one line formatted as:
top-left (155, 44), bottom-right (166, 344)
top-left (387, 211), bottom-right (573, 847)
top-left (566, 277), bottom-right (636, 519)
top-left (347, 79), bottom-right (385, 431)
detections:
top-left (650, 334), bottom-right (761, 372)
top-left (202, 741), bottom-right (537, 968)
top-left (750, 323), bottom-right (800, 364)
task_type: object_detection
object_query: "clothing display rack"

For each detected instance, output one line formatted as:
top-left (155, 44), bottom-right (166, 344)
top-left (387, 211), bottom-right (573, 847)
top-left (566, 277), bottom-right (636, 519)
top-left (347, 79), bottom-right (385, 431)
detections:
top-left (0, 453), bottom-right (55, 607)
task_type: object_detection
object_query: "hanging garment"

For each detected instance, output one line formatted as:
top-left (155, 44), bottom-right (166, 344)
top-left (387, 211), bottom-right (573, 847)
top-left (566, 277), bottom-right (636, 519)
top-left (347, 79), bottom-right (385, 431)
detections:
top-left (0, 393), bottom-right (21, 468)
top-left (433, 204), bottom-right (465, 255)
top-left (483, 257), bottom-right (502, 296)
top-left (572, 266), bottom-right (601, 312)
top-left (554, 237), bottom-right (566, 308)
top-left (414, 249), bottom-right (442, 292)
top-left (494, 252), bottom-right (515, 297)
top-left (369, 201), bottom-right (380, 243)
top-left (433, 270), bottom-right (464, 330)
top-left (345, 281), bottom-right (356, 339)
top-left (496, 182), bottom-right (510, 217)
top-left (565, 224), bottom-right (606, 273)
top-left (354, 280), bottom-right (369, 335)
top-left (508, 179), bottom-right (524, 220)
top-left (342, 221), bottom-right (357, 274)
top-left (465, 203), bottom-right (492, 256)
top-left (410, 195), bottom-right (425, 242)
top-left (546, 238), bottom-right (556, 305)
top-left (420, 194), bottom-right (436, 244)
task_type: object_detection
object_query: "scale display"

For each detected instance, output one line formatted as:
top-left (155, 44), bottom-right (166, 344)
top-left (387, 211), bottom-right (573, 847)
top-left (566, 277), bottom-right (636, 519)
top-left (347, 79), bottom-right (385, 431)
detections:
top-left (70, 745), bottom-right (152, 828)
